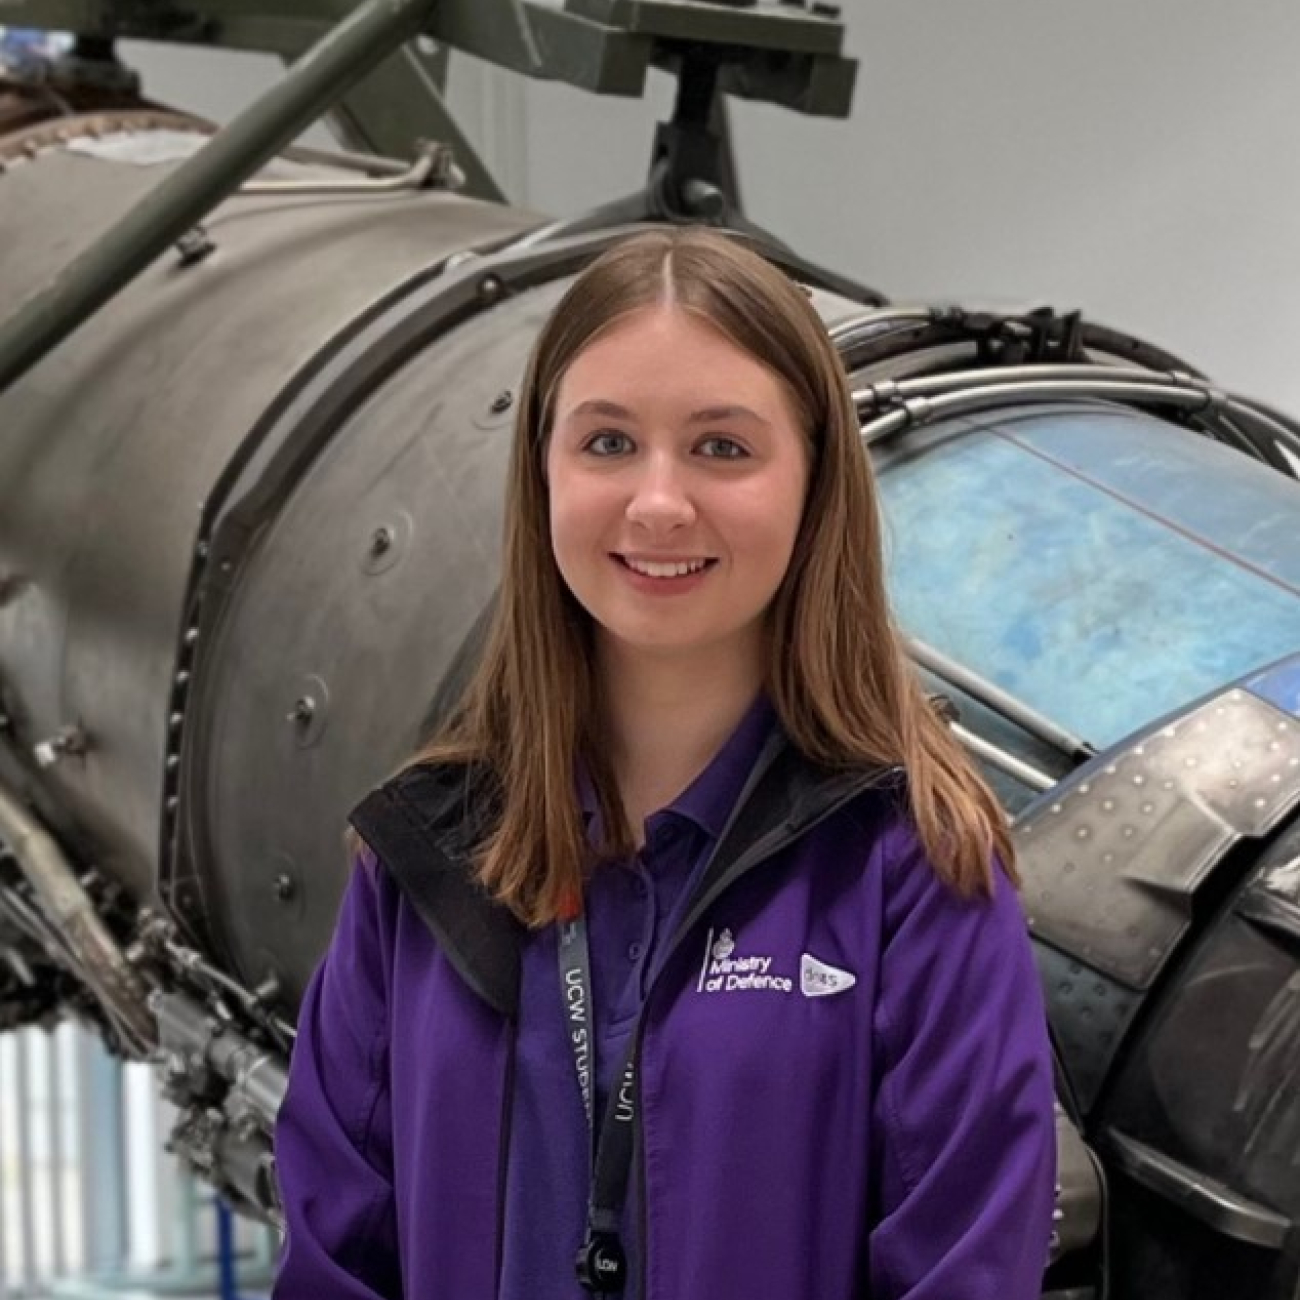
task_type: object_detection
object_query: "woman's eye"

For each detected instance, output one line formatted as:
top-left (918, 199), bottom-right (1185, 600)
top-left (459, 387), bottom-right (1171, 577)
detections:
top-left (698, 436), bottom-right (748, 460)
top-left (584, 431), bottom-right (633, 457)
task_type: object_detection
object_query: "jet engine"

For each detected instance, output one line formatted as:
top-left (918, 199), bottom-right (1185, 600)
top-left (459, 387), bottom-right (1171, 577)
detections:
top-left (2, 51), bottom-right (1299, 1300)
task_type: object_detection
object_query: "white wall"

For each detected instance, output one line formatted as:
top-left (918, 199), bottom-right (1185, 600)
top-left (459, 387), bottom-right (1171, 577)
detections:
top-left (518, 0), bottom-right (1300, 414)
top-left (120, 4), bottom-right (1300, 413)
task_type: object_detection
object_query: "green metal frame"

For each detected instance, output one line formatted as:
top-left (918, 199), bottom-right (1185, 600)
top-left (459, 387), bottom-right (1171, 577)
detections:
top-left (2, 0), bottom-right (855, 112)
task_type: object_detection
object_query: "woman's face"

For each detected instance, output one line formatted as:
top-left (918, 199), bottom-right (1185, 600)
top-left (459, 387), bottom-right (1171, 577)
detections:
top-left (546, 306), bottom-right (811, 671)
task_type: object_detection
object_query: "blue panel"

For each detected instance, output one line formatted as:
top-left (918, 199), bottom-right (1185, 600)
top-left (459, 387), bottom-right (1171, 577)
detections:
top-left (878, 405), bottom-right (1300, 747)
top-left (1005, 407), bottom-right (1300, 590)
top-left (1248, 655), bottom-right (1300, 719)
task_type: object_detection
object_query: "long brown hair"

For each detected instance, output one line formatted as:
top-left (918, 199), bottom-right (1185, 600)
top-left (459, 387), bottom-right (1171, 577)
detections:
top-left (413, 227), bottom-right (1014, 926)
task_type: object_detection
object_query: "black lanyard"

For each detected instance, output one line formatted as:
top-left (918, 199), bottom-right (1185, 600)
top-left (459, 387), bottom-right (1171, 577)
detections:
top-left (558, 915), bottom-right (640, 1296)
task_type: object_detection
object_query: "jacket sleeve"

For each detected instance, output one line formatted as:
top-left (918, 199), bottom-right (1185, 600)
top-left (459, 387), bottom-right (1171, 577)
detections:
top-left (273, 848), bottom-right (403, 1299)
top-left (867, 815), bottom-right (1057, 1300)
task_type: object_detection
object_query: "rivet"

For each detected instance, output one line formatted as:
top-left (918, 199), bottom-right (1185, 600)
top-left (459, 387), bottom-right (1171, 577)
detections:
top-left (287, 697), bottom-right (316, 727)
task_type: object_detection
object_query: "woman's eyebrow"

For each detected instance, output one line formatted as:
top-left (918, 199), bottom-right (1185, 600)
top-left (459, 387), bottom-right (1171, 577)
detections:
top-left (560, 399), bottom-right (772, 426)
top-left (561, 398), bottom-right (636, 423)
top-left (686, 405), bottom-right (771, 427)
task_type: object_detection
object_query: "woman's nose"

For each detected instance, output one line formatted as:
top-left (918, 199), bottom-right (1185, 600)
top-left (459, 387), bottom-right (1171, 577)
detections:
top-left (624, 455), bottom-right (696, 532)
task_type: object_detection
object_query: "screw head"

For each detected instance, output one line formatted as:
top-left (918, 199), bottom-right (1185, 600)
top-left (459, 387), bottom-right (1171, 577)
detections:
top-left (489, 390), bottom-right (514, 414)
top-left (369, 527), bottom-right (393, 557)
top-left (287, 697), bottom-right (316, 727)
top-left (273, 873), bottom-right (295, 902)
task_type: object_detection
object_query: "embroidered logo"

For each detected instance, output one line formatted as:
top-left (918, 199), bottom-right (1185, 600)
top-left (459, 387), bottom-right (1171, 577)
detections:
top-left (800, 953), bottom-right (857, 998)
top-left (697, 927), bottom-right (793, 995)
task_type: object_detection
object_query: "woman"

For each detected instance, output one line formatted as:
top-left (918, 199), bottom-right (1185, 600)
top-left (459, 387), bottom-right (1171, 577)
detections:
top-left (273, 228), bottom-right (1057, 1299)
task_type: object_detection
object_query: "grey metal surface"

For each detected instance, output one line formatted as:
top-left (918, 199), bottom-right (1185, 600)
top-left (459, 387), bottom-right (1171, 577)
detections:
top-left (191, 274), bottom-right (569, 999)
top-left (0, 136), bottom-right (540, 908)
top-left (1106, 1130), bottom-right (1292, 1249)
top-left (1017, 687), bottom-right (1300, 992)
top-left (1031, 943), bottom-right (1141, 1113)
top-left (0, 0), bottom-right (438, 394)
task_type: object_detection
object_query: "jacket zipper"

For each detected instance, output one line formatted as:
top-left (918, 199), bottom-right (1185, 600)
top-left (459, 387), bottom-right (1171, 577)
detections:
top-left (634, 768), bottom-right (891, 1297)
top-left (494, 1020), bottom-right (518, 1299)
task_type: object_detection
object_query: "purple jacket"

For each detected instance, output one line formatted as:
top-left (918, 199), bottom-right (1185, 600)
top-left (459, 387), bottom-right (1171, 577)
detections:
top-left (274, 741), bottom-right (1056, 1299)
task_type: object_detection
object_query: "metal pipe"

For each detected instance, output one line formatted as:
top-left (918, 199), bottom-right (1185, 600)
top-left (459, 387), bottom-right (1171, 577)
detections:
top-left (951, 723), bottom-right (1056, 793)
top-left (0, 0), bottom-right (437, 396)
top-left (235, 140), bottom-right (454, 197)
top-left (861, 378), bottom-right (1210, 446)
top-left (853, 363), bottom-right (1179, 411)
top-left (0, 783), bottom-right (155, 1053)
top-left (907, 636), bottom-right (1096, 763)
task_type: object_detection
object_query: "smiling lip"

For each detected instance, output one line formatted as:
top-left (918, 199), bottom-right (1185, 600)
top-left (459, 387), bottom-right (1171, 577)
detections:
top-left (612, 553), bottom-right (717, 591)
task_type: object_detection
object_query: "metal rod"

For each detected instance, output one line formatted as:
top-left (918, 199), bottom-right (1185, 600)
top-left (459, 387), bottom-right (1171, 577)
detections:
top-left (278, 141), bottom-right (410, 176)
top-left (0, 0), bottom-right (436, 396)
top-left (235, 140), bottom-right (449, 196)
top-left (0, 782), bottom-right (155, 1054)
top-left (862, 378), bottom-right (1209, 446)
top-left (907, 636), bottom-right (1095, 763)
top-left (951, 723), bottom-right (1057, 793)
top-left (854, 363), bottom-right (1181, 411)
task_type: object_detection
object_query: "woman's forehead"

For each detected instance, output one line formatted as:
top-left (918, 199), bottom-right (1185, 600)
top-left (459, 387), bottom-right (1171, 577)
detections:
top-left (554, 306), bottom-right (796, 421)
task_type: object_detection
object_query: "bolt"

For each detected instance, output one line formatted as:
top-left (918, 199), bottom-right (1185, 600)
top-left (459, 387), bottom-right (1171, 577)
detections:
top-left (175, 226), bottom-right (216, 267)
top-left (477, 274), bottom-right (504, 305)
top-left (369, 527), bottom-right (394, 558)
top-left (273, 874), bottom-right (295, 902)
top-left (287, 696), bottom-right (316, 727)
top-left (489, 390), bottom-right (514, 414)
top-left (33, 725), bottom-right (89, 768)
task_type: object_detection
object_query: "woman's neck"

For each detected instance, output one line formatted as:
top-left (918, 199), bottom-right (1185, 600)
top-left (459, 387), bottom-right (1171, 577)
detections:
top-left (597, 636), bottom-right (764, 837)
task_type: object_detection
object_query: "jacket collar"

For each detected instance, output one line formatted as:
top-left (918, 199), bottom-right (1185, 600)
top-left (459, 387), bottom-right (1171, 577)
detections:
top-left (348, 741), bottom-right (898, 1021)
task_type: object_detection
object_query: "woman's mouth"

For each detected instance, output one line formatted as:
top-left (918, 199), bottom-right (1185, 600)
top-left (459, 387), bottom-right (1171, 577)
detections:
top-left (612, 554), bottom-right (719, 585)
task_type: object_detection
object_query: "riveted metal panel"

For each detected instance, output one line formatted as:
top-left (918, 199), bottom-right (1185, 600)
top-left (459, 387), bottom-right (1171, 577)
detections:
top-left (1017, 681), bottom-right (1300, 992)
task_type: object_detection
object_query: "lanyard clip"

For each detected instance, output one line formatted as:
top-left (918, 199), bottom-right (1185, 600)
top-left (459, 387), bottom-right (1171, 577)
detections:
top-left (575, 1230), bottom-right (627, 1294)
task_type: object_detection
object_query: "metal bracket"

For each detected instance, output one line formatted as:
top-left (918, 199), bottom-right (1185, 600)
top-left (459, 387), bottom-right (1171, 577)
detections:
top-left (1106, 1129), bottom-right (1292, 1250)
